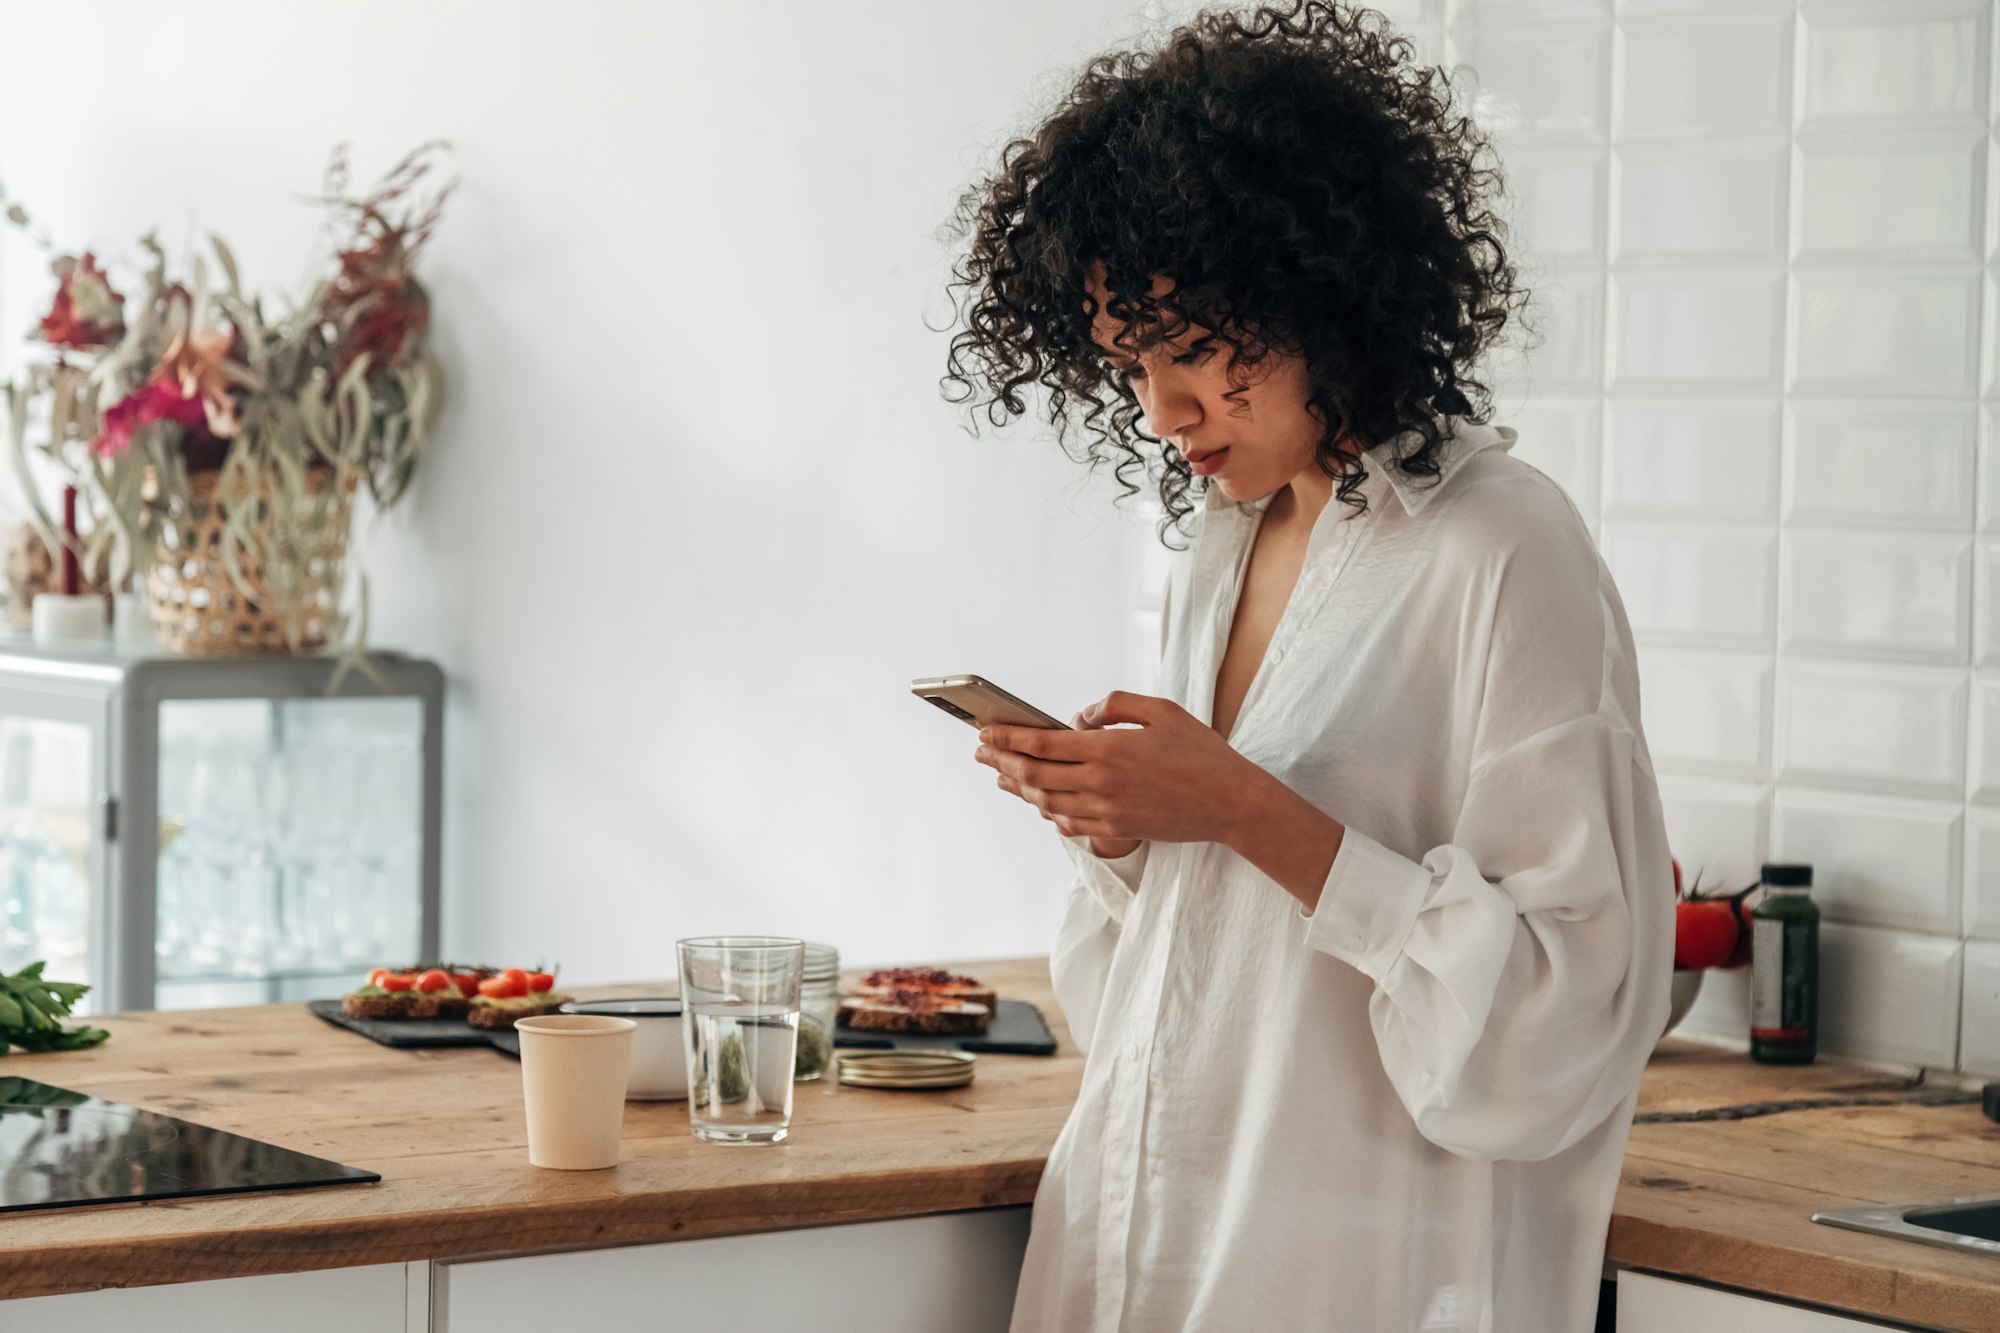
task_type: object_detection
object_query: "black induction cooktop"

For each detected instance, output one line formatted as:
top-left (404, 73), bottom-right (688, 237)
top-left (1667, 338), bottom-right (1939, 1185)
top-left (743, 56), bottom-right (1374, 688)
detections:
top-left (0, 1076), bottom-right (378, 1214)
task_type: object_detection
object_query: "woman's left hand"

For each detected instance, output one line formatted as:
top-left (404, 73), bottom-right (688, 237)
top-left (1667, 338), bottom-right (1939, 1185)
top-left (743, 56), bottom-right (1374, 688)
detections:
top-left (974, 691), bottom-right (1270, 846)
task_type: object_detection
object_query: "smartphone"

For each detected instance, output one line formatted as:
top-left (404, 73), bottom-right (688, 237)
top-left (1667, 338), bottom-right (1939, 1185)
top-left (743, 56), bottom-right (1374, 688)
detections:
top-left (912, 675), bottom-right (1071, 731)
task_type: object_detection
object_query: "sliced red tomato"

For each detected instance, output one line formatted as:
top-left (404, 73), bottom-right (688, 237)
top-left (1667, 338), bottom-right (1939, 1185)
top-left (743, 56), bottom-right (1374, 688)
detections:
top-left (499, 967), bottom-right (529, 987)
top-left (379, 973), bottom-right (418, 993)
top-left (449, 972), bottom-right (484, 999)
top-left (479, 974), bottom-right (528, 999)
top-left (526, 972), bottom-right (555, 994)
top-left (415, 969), bottom-right (451, 993)
top-left (367, 968), bottom-right (392, 988)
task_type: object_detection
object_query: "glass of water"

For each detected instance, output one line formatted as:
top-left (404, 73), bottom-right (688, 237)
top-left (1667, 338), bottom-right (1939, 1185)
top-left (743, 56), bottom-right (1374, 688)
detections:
top-left (676, 936), bottom-right (804, 1145)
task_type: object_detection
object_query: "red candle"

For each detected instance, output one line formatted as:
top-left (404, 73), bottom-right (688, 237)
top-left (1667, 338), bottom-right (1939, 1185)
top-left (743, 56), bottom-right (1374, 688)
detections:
top-left (60, 485), bottom-right (78, 597)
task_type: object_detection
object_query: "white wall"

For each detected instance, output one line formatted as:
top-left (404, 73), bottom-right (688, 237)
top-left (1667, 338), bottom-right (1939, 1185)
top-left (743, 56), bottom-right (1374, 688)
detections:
top-left (0, 0), bottom-right (1212, 979)
top-left (1456, 0), bottom-right (2000, 1072)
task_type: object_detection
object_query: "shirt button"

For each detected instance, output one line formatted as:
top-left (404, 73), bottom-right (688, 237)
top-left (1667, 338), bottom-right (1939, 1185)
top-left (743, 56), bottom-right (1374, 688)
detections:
top-left (1266, 647), bottom-right (1284, 665)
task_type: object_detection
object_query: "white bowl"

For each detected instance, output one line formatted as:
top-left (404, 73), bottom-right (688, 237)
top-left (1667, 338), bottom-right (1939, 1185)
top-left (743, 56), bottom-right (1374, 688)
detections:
top-left (560, 998), bottom-right (685, 1100)
top-left (1662, 969), bottom-right (1704, 1041)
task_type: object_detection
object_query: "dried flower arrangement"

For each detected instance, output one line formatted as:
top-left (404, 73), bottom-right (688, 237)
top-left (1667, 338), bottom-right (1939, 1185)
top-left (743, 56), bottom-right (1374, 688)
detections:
top-left (0, 142), bottom-right (455, 654)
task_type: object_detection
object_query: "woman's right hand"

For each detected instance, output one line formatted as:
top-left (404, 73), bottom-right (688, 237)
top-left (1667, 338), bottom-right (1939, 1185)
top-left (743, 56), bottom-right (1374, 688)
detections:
top-left (972, 704), bottom-right (1143, 859)
top-left (1068, 708), bottom-right (1140, 858)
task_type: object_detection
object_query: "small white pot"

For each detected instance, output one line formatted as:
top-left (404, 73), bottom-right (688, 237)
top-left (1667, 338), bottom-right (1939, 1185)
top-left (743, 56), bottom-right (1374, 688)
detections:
top-left (31, 593), bottom-right (107, 645)
top-left (561, 998), bottom-right (686, 1100)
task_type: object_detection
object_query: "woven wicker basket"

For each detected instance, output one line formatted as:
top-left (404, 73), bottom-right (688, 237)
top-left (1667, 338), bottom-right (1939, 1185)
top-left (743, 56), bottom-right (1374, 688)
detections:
top-left (147, 469), bottom-right (356, 657)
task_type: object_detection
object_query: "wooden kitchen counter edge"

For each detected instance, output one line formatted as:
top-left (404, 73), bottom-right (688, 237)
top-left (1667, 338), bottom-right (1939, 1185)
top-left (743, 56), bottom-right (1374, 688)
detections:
top-left (0, 957), bottom-right (1995, 1333)
top-left (0, 1163), bottom-right (1050, 1296)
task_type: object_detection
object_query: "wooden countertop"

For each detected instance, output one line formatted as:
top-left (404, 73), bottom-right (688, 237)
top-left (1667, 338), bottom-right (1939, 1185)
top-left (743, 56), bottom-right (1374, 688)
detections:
top-left (1618, 1041), bottom-right (2000, 1331)
top-left (0, 957), bottom-right (1076, 1301)
top-left (0, 960), bottom-right (1997, 1331)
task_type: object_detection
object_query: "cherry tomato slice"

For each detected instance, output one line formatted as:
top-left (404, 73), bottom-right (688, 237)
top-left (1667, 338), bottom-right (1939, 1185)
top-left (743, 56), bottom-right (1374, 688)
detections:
top-left (367, 968), bottom-right (392, 988)
top-left (415, 969), bottom-right (451, 993)
top-left (379, 973), bottom-right (417, 993)
top-left (526, 972), bottom-right (555, 994)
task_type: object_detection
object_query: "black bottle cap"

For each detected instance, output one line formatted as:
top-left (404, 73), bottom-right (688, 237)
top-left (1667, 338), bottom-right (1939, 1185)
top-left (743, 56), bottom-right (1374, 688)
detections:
top-left (1761, 863), bottom-right (1813, 888)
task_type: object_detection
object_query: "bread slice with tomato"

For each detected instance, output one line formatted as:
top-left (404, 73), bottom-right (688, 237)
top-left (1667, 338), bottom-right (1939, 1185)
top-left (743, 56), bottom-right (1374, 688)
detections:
top-left (465, 967), bottom-right (572, 1031)
top-left (837, 967), bottom-right (998, 1035)
top-left (847, 967), bottom-right (997, 1013)
top-left (342, 966), bottom-right (483, 1021)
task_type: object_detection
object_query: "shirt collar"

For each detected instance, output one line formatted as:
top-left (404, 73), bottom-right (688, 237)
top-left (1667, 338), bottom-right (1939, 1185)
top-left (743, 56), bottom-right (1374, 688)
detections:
top-left (1368, 419), bottom-right (1516, 516)
top-left (1201, 418), bottom-right (1516, 518)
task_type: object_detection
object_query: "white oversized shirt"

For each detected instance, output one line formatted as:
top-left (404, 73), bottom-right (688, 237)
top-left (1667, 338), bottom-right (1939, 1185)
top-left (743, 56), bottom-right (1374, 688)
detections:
top-left (1010, 421), bottom-right (1674, 1333)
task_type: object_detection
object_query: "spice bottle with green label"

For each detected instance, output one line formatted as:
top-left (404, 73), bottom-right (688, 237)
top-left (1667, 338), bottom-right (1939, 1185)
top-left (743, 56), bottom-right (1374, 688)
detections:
top-left (1749, 862), bottom-right (1818, 1065)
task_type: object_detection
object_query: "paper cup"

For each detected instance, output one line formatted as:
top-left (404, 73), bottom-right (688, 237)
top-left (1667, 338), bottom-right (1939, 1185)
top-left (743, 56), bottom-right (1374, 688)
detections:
top-left (560, 999), bottom-right (686, 1100)
top-left (515, 1014), bottom-right (637, 1170)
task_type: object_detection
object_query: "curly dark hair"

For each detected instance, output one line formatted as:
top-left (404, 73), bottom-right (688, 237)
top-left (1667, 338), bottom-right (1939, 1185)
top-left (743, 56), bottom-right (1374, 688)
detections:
top-left (940, 0), bottom-right (1525, 545)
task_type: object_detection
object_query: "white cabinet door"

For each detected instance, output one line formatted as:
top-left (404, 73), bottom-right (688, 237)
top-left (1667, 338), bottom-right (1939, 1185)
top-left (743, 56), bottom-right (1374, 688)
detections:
top-left (1619, 1272), bottom-right (1901, 1332)
top-left (437, 1207), bottom-right (1032, 1333)
top-left (0, 1263), bottom-right (408, 1331)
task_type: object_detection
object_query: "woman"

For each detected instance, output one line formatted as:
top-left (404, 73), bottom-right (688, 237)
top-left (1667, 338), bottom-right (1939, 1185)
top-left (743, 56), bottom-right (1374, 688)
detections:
top-left (940, 4), bottom-right (1672, 1331)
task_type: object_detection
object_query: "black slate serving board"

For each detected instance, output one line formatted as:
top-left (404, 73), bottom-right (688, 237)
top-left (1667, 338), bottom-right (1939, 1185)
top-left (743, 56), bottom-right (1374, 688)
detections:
top-left (311, 997), bottom-right (1059, 1058)
top-left (833, 998), bottom-right (1058, 1056)
top-left (307, 999), bottom-right (506, 1050)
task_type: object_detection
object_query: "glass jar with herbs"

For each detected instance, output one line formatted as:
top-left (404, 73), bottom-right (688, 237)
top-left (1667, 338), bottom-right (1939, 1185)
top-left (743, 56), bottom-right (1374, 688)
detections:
top-left (796, 942), bottom-right (840, 1081)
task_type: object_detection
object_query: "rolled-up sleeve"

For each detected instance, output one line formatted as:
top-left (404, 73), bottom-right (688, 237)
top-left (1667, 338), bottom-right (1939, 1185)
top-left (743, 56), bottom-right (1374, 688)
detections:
top-left (1064, 833), bottom-right (1149, 923)
top-left (1302, 508), bottom-right (1673, 1163)
top-left (1050, 835), bottom-right (1149, 1053)
top-left (1305, 716), bottom-right (1670, 1161)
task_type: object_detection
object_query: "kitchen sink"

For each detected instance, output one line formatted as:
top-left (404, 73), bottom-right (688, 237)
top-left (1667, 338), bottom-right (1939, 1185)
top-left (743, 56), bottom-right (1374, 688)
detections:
top-left (1814, 1194), bottom-right (2000, 1256)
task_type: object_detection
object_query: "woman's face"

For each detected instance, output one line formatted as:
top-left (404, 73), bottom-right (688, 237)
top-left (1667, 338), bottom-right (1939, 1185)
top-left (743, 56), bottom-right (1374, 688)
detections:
top-left (1085, 266), bottom-right (1328, 506)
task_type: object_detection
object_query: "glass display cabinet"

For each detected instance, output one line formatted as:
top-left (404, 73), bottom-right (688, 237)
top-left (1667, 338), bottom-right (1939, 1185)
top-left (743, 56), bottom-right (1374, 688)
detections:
top-left (0, 633), bottom-right (443, 1012)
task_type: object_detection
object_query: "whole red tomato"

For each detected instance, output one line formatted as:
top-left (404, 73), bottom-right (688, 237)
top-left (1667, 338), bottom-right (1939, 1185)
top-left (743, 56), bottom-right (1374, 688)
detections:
top-left (1723, 894), bottom-right (1758, 969)
top-left (1674, 900), bottom-right (1739, 970)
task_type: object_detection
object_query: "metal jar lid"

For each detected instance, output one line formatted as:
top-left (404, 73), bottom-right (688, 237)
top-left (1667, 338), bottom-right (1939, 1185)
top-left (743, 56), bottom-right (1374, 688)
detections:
top-left (835, 1049), bottom-right (975, 1090)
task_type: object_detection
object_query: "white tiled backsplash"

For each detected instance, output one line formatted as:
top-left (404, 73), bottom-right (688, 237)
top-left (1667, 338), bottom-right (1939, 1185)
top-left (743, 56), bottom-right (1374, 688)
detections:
top-left (1454, 0), bottom-right (2000, 1072)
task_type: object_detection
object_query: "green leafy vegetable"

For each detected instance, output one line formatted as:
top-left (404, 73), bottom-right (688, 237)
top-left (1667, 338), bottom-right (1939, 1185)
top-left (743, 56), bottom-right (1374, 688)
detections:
top-left (0, 961), bottom-right (109, 1056)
